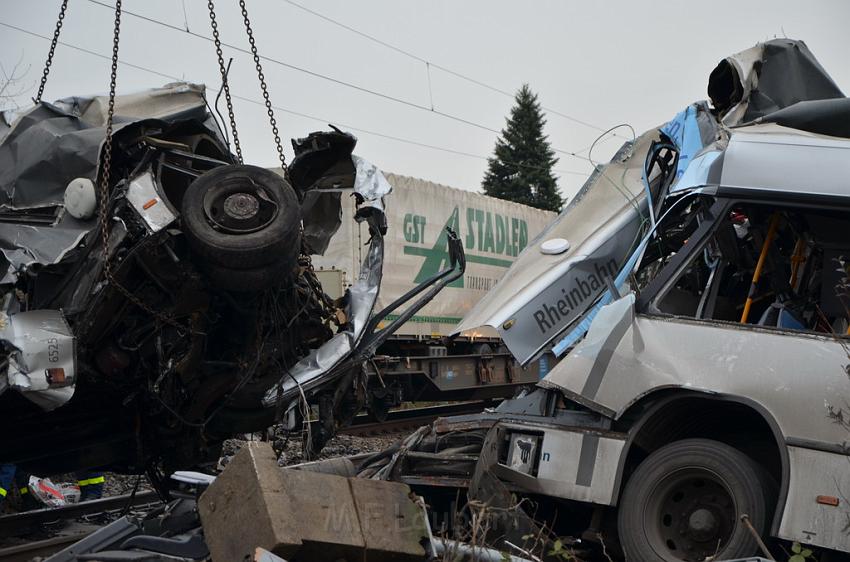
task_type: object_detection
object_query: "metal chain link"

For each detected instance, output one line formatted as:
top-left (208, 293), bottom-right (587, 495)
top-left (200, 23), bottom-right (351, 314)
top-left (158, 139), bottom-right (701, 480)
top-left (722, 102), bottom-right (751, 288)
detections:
top-left (238, 0), bottom-right (288, 173)
top-left (97, 0), bottom-right (184, 331)
top-left (207, 0), bottom-right (243, 164)
top-left (34, 0), bottom-right (70, 104)
top-left (96, 0), bottom-right (122, 288)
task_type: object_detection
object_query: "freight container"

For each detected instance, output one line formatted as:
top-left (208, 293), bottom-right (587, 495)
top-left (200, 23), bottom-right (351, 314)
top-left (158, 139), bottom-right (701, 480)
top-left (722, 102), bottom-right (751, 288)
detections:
top-left (306, 171), bottom-right (558, 405)
top-left (312, 172), bottom-right (557, 339)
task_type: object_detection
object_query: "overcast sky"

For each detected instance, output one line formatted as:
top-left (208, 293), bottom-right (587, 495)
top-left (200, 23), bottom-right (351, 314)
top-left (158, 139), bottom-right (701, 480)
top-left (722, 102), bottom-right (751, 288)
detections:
top-left (2, 1), bottom-right (849, 201)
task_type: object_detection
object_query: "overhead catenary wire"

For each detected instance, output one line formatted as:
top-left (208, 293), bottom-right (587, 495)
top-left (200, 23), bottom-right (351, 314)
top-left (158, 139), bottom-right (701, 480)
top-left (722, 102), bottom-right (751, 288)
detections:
top-left (83, 1), bottom-right (500, 134)
top-left (82, 0), bottom-right (605, 166)
top-left (280, 0), bottom-right (626, 139)
top-left (0, 20), bottom-right (590, 180)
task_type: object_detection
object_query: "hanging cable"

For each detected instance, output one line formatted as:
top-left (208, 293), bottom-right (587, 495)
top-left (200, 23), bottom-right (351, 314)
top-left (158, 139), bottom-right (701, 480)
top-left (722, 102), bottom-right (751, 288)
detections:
top-left (34, 0), bottom-right (70, 104)
top-left (207, 0), bottom-right (243, 163)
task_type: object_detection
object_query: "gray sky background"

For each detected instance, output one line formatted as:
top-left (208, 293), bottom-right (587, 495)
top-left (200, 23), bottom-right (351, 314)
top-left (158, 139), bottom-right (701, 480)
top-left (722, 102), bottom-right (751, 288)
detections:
top-left (2, 0), bottom-right (849, 201)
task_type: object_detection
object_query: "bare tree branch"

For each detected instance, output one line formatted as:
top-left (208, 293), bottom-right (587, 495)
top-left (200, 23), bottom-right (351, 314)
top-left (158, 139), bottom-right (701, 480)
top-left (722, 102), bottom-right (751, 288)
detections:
top-left (0, 52), bottom-right (33, 110)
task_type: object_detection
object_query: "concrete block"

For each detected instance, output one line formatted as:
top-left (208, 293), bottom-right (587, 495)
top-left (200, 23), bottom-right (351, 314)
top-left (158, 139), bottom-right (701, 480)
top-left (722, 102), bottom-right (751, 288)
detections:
top-left (198, 442), bottom-right (302, 562)
top-left (349, 478), bottom-right (428, 562)
top-left (199, 442), bottom-right (428, 562)
top-left (279, 468), bottom-right (365, 561)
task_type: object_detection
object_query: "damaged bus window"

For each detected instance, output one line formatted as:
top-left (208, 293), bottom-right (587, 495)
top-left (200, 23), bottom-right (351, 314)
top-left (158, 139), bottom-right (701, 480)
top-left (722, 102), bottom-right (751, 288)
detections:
top-left (645, 200), bottom-right (850, 334)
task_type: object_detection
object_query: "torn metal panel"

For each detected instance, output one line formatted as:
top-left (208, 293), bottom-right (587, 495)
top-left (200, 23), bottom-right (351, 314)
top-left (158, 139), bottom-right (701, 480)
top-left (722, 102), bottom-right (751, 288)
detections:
top-left (543, 307), bottom-right (850, 446)
top-left (779, 446), bottom-right (850, 552)
top-left (351, 155), bottom-right (393, 213)
top-left (716, 126), bottom-right (850, 200)
top-left (299, 188), bottom-right (343, 255)
top-left (0, 103), bottom-right (102, 210)
top-left (125, 171), bottom-right (178, 233)
top-left (54, 82), bottom-right (209, 127)
top-left (0, 212), bottom-right (91, 272)
top-left (757, 97), bottom-right (850, 138)
top-left (0, 83), bottom-right (216, 279)
top-left (0, 309), bottom-right (76, 410)
top-left (491, 420), bottom-right (627, 506)
top-left (0, 83), bottom-right (419, 475)
top-left (543, 294), bottom-right (635, 407)
top-left (262, 157), bottom-right (389, 408)
top-left (540, 303), bottom-right (850, 550)
top-left (660, 102), bottom-right (722, 182)
top-left (670, 123), bottom-right (850, 199)
top-left (287, 153), bottom-right (392, 256)
top-left (709, 39), bottom-right (844, 127)
top-left (453, 130), bottom-right (658, 364)
top-left (0, 83), bottom-right (209, 211)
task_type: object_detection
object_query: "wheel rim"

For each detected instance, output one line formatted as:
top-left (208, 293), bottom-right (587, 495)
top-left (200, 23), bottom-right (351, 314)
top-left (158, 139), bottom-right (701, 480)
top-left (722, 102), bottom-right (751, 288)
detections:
top-left (643, 467), bottom-right (738, 561)
top-left (202, 176), bottom-right (279, 234)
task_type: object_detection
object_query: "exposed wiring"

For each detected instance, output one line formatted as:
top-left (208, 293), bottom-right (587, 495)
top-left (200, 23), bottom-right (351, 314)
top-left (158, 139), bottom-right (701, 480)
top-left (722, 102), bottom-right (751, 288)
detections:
top-left (211, 58), bottom-right (233, 148)
top-left (587, 123), bottom-right (636, 167)
top-left (586, 123), bottom-right (643, 216)
top-left (552, 192), bottom-right (698, 355)
top-left (641, 141), bottom-right (677, 232)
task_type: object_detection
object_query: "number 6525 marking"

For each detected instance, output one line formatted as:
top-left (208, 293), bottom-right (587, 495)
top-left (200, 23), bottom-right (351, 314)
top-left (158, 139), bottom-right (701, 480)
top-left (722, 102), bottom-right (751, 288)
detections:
top-left (47, 338), bottom-right (60, 363)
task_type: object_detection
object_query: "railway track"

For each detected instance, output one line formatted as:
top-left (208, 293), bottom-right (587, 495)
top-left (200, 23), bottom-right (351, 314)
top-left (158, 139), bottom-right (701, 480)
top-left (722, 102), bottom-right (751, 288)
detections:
top-left (335, 400), bottom-right (494, 436)
top-left (0, 402), bottom-right (492, 556)
top-left (0, 490), bottom-right (162, 538)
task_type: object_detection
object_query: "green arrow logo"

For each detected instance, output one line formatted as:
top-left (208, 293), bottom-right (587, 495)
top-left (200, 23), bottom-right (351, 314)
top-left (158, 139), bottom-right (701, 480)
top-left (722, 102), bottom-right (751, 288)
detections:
top-left (404, 207), bottom-right (516, 289)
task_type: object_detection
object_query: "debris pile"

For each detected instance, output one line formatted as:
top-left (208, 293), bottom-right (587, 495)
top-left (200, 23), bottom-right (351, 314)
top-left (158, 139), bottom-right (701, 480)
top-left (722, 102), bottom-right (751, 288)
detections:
top-left (4, 37), bottom-right (850, 562)
top-left (0, 84), bottom-right (463, 480)
top-left (201, 443), bottom-right (428, 561)
top-left (359, 38), bottom-right (850, 561)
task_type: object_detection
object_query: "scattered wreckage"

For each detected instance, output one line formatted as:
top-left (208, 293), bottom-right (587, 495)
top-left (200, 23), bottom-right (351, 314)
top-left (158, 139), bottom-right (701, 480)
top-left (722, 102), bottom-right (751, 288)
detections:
top-left (353, 39), bottom-right (850, 561)
top-left (37, 443), bottom-right (529, 562)
top-left (0, 83), bottom-right (464, 480)
top-left (4, 37), bottom-right (850, 562)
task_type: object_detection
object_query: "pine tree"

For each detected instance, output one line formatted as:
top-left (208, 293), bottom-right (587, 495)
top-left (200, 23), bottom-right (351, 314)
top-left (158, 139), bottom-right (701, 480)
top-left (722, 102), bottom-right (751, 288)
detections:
top-left (482, 84), bottom-right (564, 212)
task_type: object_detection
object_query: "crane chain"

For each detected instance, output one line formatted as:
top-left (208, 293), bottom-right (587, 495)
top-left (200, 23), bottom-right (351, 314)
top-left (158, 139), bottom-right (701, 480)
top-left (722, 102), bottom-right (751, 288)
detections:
top-left (96, 0), bottom-right (185, 332)
top-left (238, 0), bottom-right (288, 174)
top-left (207, 0), bottom-right (244, 164)
top-left (34, 0), bottom-right (70, 104)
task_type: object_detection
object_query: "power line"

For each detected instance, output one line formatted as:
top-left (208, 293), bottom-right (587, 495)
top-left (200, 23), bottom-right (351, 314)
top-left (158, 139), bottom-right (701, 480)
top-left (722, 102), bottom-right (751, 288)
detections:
top-left (280, 0), bottom-right (625, 138)
top-left (83, 0), bottom-right (599, 164)
top-left (0, 20), bottom-right (590, 179)
top-left (83, 1), bottom-right (495, 133)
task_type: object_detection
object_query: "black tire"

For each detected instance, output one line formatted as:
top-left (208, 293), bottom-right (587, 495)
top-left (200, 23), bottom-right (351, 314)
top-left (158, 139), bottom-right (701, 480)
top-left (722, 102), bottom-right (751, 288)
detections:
top-left (618, 438), bottom-right (767, 562)
top-left (181, 164), bottom-right (300, 269)
top-left (205, 258), bottom-right (297, 293)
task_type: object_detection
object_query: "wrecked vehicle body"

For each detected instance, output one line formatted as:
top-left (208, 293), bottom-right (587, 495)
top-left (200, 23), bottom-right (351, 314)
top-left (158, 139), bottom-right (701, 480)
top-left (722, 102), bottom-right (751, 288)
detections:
top-left (0, 83), bottom-right (464, 478)
top-left (361, 40), bottom-right (850, 560)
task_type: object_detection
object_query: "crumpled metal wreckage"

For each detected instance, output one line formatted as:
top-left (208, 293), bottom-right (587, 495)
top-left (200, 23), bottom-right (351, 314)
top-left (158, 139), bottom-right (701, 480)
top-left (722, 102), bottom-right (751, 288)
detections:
top-left (17, 37), bottom-right (843, 562)
top-left (359, 39), bottom-right (850, 561)
top-left (0, 82), bottom-right (464, 477)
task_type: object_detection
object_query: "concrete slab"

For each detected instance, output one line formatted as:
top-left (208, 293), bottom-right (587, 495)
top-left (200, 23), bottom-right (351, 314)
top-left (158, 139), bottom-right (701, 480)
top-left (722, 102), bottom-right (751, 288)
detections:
top-left (198, 443), bottom-right (302, 562)
top-left (199, 442), bottom-right (429, 561)
top-left (349, 477), bottom-right (427, 561)
top-left (279, 467), bottom-right (365, 561)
